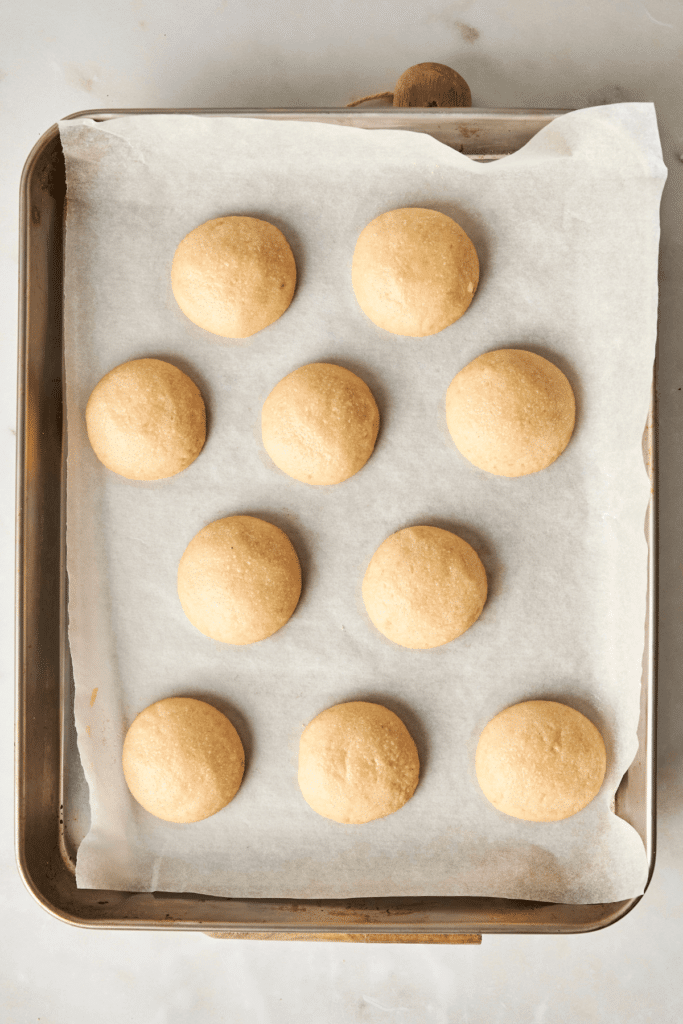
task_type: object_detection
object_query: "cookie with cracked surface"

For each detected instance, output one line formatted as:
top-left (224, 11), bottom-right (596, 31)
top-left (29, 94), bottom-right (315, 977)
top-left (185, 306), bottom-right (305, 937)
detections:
top-left (446, 349), bottom-right (575, 477)
top-left (352, 207), bottom-right (479, 336)
top-left (122, 697), bottom-right (245, 823)
top-left (171, 215), bottom-right (296, 338)
top-left (261, 362), bottom-right (380, 485)
top-left (177, 515), bottom-right (302, 645)
top-left (362, 525), bottom-right (487, 649)
top-left (85, 358), bottom-right (206, 481)
top-left (298, 701), bottom-right (420, 824)
top-left (475, 700), bottom-right (606, 822)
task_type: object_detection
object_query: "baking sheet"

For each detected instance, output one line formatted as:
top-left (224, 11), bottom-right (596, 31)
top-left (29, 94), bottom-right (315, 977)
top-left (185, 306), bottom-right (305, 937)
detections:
top-left (60, 105), bottom-right (666, 903)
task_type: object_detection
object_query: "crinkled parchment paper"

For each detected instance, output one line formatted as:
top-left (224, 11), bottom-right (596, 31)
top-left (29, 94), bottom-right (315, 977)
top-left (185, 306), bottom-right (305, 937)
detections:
top-left (60, 104), bottom-right (666, 902)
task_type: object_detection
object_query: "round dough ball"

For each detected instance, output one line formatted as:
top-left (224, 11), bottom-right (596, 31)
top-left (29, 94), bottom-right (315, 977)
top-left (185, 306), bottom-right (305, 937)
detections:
top-left (122, 697), bottom-right (245, 823)
top-left (177, 515), bottom-right (301, 645)
top-left (475, 700), bottom-right (607, 822)
top-left (298, 701), bottom-right (420, 824)
top-left (171, 216), bottom-right (296, 338)
top-left (351, 207), bottom-right (479, 337)
top-left (362, 525), bottom-right (487, 649)
top-left (446, 349), bottom-right (575, 477)
top-left (85, 358), bottom-right (206, 481)
top-left (261, 362), bottom-right (380, 485)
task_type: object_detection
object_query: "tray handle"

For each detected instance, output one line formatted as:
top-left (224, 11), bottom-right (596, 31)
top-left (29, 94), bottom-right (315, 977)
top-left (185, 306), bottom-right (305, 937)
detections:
top-left (204, 931), bottom-right (482, 944)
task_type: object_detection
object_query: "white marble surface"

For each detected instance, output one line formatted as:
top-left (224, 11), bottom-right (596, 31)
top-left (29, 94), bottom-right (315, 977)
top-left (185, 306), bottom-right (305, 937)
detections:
top-left (2, 1), bottom-right (683, 1020)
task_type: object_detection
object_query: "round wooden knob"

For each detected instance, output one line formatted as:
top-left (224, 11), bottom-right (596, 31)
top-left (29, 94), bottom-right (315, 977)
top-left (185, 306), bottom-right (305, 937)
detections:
top-left (393, 62), bottom-right (472, 108)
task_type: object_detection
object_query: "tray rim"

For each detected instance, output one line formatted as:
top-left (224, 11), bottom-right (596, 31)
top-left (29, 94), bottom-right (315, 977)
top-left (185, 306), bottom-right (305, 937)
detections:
top-left (15, 106), bottom-right (657, 935)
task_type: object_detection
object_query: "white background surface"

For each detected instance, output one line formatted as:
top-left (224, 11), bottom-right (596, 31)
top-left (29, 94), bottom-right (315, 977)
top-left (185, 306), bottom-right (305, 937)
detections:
top-left (2, 1), bottom-right (682, 1021)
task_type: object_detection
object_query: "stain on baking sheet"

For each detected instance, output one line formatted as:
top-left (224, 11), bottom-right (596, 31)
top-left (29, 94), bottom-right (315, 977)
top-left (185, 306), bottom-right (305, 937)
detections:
top-left (457, 124), bottom-right (482, 139)
top-left (592, 84), bottom-right (627, 106)
top-left (467, 839), bottom-right (567, 899)
top-left (90, 687), bottom-right (98, 707)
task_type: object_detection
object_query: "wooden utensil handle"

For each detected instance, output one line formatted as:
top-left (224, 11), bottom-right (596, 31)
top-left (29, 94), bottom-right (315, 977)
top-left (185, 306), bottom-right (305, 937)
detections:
top-left (348, 63), bottom-right (472, 109)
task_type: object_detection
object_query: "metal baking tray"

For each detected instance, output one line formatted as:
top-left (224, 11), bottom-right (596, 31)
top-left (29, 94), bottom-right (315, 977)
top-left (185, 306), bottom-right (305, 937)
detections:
top-left (16, 107), bottom-right (657, 938)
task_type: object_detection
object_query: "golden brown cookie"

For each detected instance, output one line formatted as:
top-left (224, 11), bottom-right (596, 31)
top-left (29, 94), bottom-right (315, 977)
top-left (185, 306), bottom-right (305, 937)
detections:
top-left (446, 349), bottom-right (575, 477)
top-left (475, 700), bottom-right (607, 822)
top-left (171, 216), bottom-right (296, 338)
top-left (122, 697), bottom-right (245, 823)
top-left (261, 362), bottom-right (380, 485)
top-left (85, 358), bottom-right (206, 481)
top-left (298, 701), bottom-right (420, 824)
top-left (177, 515), bottom-right (301, 644)
top-left (362, 525), bottom-right (487, 649)
top-left (351, 207), bottom-right (479, 336)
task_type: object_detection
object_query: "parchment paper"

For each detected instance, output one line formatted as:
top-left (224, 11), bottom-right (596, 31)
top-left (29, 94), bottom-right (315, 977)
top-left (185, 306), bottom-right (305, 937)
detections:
top-left (61, 105), bottom-right (666, 903)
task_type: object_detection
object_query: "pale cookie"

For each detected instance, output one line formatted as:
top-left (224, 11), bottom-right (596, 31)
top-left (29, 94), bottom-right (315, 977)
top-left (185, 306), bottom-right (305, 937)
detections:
top-left (475, 700), bottom-right (607, 822)
top-left (177, 515), bottom-right (301, 645)
top-left (298, 701), bottom-right (420, 824)
top-left (446, 349), bottom-right (576, 477)
top-left (122, 697), bottom-right (245, 823)
top-left (351, 207), bottom-right (479, 337)
top-left (261, 362), bottom-right (380, 485)
top-left (85, 358), bottom-right (206, 481)
top-left (171, 216), bottom-right (296, 338)
top-left (362, 525), bottom-right (487, 649)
